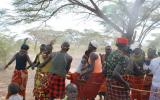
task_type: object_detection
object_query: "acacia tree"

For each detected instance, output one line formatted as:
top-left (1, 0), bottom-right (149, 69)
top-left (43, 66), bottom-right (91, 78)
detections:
top-left (25, 27), bottom-right (112, 46)
top-left (12, 0), bottom-right (160, 44)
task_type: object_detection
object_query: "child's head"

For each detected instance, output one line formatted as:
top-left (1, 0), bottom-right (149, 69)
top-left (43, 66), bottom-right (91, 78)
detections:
top-left (66, 83), bottom-right (78, 100)
top-left (8, 83), bottom-right (20, 95)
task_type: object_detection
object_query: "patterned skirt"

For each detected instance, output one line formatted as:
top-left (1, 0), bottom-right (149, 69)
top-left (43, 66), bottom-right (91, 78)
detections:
top-left (106, 79), bottom-right (130, 100)
top-left (6, 69), bottom-right (28, 99)
top-left (48, 74), bottom-right (65, 99)
top-left (33, 69), bottom-right (49, 100)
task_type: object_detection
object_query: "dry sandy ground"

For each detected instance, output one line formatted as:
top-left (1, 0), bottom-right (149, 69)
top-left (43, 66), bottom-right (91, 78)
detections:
top-left (0, 54), bottom-right (100, 100)
top-left (0, 68), bottom-right (35, 100)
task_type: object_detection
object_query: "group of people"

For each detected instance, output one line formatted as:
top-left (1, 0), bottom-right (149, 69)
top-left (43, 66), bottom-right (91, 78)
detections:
top-left (4, 40), bottom-right (73, 100)
top-left (3, 37), bottom-right (160, 100)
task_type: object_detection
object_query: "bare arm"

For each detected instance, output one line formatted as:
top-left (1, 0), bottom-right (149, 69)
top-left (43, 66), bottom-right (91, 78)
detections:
top-left (33, 54), bottom-right (39, 64)
top-left (66, 56), bottom-right (73, 73)
top-left (88, 52), bottom-right (98, 72)
top-left (26, 54), bottom-right (33, 66)
top-left (38, 54), bottom-right (52, 68)
top-left (4, 54), bottom-right (16, 69)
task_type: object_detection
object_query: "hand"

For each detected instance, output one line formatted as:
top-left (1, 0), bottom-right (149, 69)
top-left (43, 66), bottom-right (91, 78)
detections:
top-left (124, 81), bottom-right (130, 91)
top-left (4, 65), bottom-right (8, 70)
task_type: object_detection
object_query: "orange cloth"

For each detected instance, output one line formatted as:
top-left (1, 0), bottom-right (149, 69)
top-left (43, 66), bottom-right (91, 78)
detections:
top-left (99, 80), bottom-right (107, 93)
top-left (88, 53), bottom-right (102, 73)
top-left (7, 69), bottom-right (28, 99)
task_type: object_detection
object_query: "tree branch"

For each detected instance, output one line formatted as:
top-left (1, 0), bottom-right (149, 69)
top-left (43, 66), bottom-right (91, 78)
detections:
top-left (69, 0), bottom-right (96, 13)
top-left (43, 3), bottom-right (74, 22)
top-left (140, 21), bottom-right (160, 43)
top-left (26, 0), bottom-right (49, 5)
top-left (72, 0), bottom-right (124, 33)
top-left (138, 20), bottom-right (148, 42)
top-left (90, 0), bottom-right (99, 10)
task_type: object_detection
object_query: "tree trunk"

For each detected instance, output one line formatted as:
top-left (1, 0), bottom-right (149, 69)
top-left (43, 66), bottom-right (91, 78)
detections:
top-left (126, 0), bottom-right (145, 45)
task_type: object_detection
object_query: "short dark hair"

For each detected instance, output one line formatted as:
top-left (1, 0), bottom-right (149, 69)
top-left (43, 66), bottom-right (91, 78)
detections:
top-left (61, 41), bottom-right (70, 51)
top-left (66, 83), bottom-right (77, 93)
top-left (8, 83), bottom-right (20, 95)
top-left (21, 44), bottom-right (29, 50)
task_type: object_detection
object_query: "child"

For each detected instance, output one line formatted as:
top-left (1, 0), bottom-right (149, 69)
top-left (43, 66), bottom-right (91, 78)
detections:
top-left (65, 83), bottom-right (78, 100)
top-left (7, 83), bottom-right (23, 100)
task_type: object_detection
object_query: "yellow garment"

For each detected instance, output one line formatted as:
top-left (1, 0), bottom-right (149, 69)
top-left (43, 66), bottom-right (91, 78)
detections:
top-left (39, 54), bottom-right (44, 63)
top-left (36, 54), bottom-right (51, 72)
top-left (39, 54), bottom-right (51, 72)
top-left (41, 61), bottom-right (51, 72)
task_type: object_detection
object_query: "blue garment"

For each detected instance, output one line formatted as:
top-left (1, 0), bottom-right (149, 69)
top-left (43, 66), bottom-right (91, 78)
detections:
top-left (15, 53), bottom-right (27, 70)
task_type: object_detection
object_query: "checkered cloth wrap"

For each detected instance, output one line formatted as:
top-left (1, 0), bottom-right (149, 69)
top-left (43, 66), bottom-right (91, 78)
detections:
top-left (48, 74), bottom-right (65, 99)
top-left (106, 79), bottom-right (130, 100)
top-left (125, 75), bottom-right (152, 100)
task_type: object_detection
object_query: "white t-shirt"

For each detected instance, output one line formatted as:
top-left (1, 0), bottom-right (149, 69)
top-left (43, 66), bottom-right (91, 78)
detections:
top-left (147, 57), bottom-right (160, 87)
top-left (8, 94), bottom-right (23, 100)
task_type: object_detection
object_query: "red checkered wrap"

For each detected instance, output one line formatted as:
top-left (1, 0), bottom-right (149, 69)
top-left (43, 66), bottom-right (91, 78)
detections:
top-left (8, 69), bottom-right (28, 99)
top-left (106, 79), bottom-right (130, 100)
top-left (125, 75), bottom-right (152, 100)
top-left (48, 74), bottom-right (65, 99)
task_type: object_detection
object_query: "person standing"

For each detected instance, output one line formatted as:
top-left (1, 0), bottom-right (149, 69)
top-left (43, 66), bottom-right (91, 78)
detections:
top-left (98, 45), bottom-right (112, 100)
top-left (39, 41), bottom-right (72, 100)
top-left (103, 37), bottom-right (130, 100)
top-left (78, 40), bottom-right (105, 100)
top-left (4, 44), bottom-right (32, 100)
top-left (33, 41), bottom-right (54, 100)
top-left (100, 45), bottom-right (112, 67)
top-left (144, 56), bottom-right (160, 100)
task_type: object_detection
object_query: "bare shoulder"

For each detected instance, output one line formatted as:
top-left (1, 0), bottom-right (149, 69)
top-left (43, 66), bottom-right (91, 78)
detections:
top-left (66, 53), bottom-right (73, 60)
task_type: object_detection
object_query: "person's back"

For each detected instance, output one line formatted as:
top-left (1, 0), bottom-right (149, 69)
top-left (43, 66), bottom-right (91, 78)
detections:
top-left (43, 41), bottom-right (72, 100)
top-left (49, 52), bottom-right (69, 77)
top-left (15, 52), bottom-right (28, 70)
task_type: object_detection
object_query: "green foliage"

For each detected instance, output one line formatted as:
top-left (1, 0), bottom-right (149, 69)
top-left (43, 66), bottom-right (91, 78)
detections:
top-left (25, 27), bottom-right (113, 47)
top-left (0, 34), bottom-right (21, 64)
